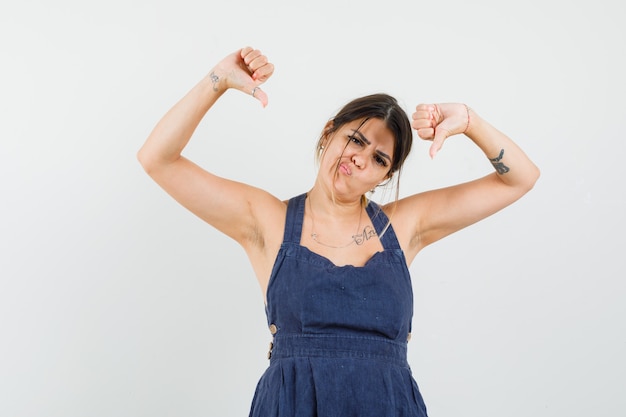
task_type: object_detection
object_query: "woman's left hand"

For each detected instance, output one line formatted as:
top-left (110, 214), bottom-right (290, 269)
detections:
top-left (412, 103), bottom-right (470, 158)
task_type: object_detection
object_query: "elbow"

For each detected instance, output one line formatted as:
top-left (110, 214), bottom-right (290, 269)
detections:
top-left (136, 146), bottom-right (151, 173)
top-left (136, 145), bottom-right (160, 175)
top-left (505, 163), bottom-right (540, 196)
top-left (523, 163), bottom-right (541, 193)
top-left (531, 163), bottom-right (541, 187)
top-left (136, 144), bottom-right (179, 177)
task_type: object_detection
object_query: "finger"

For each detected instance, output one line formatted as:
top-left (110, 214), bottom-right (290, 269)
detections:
top-left (242, 49), bottom-right (263, 71)
top-left (415, 104), bottom-right (437, 121)
top-left (246, 55), bottom-right (268, 77)
top-left (242, 50), bottom-right (274, 81)
top-left (241, 47), bottom-right (261, 63)
top-left (252, 62), bottom-right (274, 82)
top-left (429, 128), bottom-right (451, 159)
top-left (412, 119), bottom-right (433, 132)
top-left (251, 86), bottom-right (269, 108)
top-left (414, 103), bottom-right (432, 112)
top-left (411, 109), bottom-right (431, 121)
top-left (240, 46), bottom-right (254, 58)
top-left (416, 127), bottom-right (434, 140)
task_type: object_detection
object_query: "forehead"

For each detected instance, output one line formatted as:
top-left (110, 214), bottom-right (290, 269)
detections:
top-left (345, 118), bottom-right (395, 149)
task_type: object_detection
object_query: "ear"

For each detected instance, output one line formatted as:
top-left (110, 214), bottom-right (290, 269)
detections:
top-left (321, 121), bottom-right (334, 147)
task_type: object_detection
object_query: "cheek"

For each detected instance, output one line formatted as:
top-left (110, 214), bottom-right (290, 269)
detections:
top-left (321, 145), bottom-right (348, 165)
top-left (375, 170), bottom-right (393, 185)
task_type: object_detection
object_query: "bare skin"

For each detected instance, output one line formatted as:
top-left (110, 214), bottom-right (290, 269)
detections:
top-left (137, 47), bottom-right (540, 301)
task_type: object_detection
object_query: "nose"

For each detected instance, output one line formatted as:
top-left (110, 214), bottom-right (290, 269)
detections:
top-left (351, 152), bottom-right (364, 169)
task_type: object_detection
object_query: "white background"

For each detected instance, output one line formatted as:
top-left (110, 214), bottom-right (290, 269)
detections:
top-left (1, 0), bottom-right (624, 416)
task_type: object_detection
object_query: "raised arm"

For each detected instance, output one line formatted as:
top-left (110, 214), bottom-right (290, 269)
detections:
top-left (393, 103), bottom-right (540, 263)
top-left (136, 47), bottom-right (284, 249)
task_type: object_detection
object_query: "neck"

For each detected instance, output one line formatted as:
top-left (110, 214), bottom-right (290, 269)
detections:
top-left (307, 189), bottom-right (368, 249)
top-left (307, 186), bottom-right (364, 220)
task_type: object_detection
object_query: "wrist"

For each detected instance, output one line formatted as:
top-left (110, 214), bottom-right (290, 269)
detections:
top-left (463, 106), bottom-right (481, 138)
top-left (201, 68), bottom-right (228, 95)
top-left (462, 104), bottom-right (471, 134)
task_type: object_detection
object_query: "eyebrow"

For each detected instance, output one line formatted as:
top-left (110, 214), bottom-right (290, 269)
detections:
top-left (351, 130), bottom-right (392, 162)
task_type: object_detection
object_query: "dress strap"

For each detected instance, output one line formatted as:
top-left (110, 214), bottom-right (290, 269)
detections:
top-left (365, 200), bottom-right (401, 250)
top-left (282, 193), bottom-right (307, 244)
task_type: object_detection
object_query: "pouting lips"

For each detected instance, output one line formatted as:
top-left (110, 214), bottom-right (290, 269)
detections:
top-left (339, 163), bottom-right (352, 176)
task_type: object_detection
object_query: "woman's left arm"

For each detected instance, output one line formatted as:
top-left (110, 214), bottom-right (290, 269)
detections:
top-left (394, 103), bottom-right (541, 261)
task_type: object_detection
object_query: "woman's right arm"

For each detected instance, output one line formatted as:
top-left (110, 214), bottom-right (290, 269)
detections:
top-left (136, 47), bottom-right (283, 248)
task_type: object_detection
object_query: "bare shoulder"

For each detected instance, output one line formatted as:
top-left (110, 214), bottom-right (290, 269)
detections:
top-left (381, 194), bottom-right (429, 262)
top-left (381, 193), bottom-right (429, 228)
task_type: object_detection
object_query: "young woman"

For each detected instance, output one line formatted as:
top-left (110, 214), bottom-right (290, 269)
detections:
top-left (138, 46), bottom-right (540, 417)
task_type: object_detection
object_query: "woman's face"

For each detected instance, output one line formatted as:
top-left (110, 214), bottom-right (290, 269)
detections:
top-left (319, 118), bottom-right (395, 200)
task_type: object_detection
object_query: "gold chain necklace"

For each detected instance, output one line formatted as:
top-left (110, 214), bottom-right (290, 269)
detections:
top-left (308, 195), bottom-right (363, 249)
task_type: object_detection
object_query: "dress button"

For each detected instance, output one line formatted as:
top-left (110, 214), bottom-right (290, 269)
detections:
top-left (269, 324), bottom-right (278, 335)
top-left (267, 341), bottom-right (274, 360)
top-left (407, 332), bottom-right (412, 342)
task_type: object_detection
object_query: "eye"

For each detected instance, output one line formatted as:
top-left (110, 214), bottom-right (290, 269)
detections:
top-left (348, 135), bottom-right (364, 146)
top-left (374, 154), bottom-right (388, 167)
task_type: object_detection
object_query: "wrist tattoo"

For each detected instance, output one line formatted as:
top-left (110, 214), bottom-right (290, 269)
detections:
top-left (489, 149), bottom-right (510, 174)
top-left (209, 71), bottom-right (220, 92)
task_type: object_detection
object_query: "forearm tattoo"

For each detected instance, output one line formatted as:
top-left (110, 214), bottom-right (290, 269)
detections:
top-left (209, 71), bottom-right (220, 92)
top-left (489, 149), bottom-right (510, 174)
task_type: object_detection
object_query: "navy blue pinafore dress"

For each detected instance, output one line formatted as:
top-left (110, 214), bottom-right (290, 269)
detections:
top-left (249, 193), bottom-right (428, 417)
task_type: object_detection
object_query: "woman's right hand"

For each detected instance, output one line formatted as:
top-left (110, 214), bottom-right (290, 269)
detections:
top-left (211, 46), bottom-right (275, 107)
